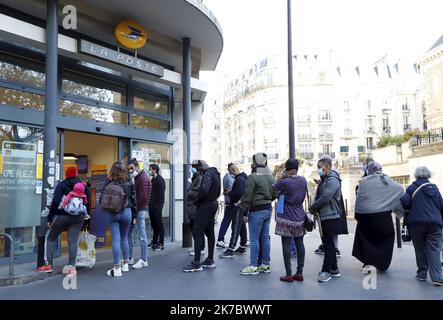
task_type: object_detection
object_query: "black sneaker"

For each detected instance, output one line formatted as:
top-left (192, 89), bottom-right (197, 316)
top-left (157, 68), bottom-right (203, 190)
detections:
top-left (148, 242), bottom-right (157, 248)
top-left (336, 249), bottom-right (341, 257)
top-left (153, 244), bottom-right (165, 251)
top-left (234, 247), bottom-right (247, 255)
top-left (330, 268), bottom-right (341, 277)
top-left (201, 259), bottom-right (216, 269)
top-left (183, 262), bottom-right (203, 272)
top-left (220, 249), bottom-right (234, 258)
top-left (315, 245), bottom-right (325, 255)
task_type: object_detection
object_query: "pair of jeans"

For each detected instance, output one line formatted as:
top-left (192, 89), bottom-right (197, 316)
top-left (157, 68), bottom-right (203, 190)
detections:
top-left (108, 208), bottom-right (132, 265)
top-left (410, 223), bottom-right (443, 282)
top-left (248, 209), bottom-right (272, 267)
top-left (228, 207), bottom-right (248, 249)
top-left (217, 205), bottom-right (235, 242)
top-left (46, 214), bottom-right (84, 266)
top-left (192, 201), bottom-right (218, 263)
top-left (321, 219), bottom-right (339, 273)
top-left (282, 236), bottom-right (305, 275)
top-left (149, 205), bottom-right (165, 245)
top-left (128, 210), bottom-right (148, 261)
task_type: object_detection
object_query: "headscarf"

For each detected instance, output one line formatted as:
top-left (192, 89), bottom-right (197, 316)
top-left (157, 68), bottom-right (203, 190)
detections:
top-left (367, 161), bottom-right (388, 185)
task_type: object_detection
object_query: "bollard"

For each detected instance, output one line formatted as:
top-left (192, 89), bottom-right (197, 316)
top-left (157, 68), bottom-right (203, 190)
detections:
top-left (0, 233), bottom-right (14, 276)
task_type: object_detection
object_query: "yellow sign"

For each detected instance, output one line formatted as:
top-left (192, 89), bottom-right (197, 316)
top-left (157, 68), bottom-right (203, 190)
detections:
top-left (36, 154), bottom-right (43, 179)
top-left (115, 20), bottom-right (147, 49)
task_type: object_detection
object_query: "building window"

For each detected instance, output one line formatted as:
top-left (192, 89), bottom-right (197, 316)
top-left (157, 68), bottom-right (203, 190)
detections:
top-left (60, 100), bottom-right (129, 125)
top-left (340, 146), bottom-right (349, 153)
top-left (318, 108), bottom-right (332, 121)
top-left (0, 87), bottom-right (45, 111)
top-left (131, 114), bottom-right (170, 132)
top-left (0, 56), bottom-right (45, 88)
top-left (133, 90), bottom-right (169, 115)
top-left (0, 123), bottom-right (46, 257)
top-left (393, 176), bottom-right (410, 190)
top-left (62, 71), bottom-right (127, 106)
top-left (0, 55), bottom-right (45, 112)
top-left (357, 145), bottom-right (365, 153)
top-left (366, 137), bottom-right (374, 150)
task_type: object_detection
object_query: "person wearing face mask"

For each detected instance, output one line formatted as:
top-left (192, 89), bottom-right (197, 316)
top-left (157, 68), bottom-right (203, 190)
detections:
top-left (126, 158), bottom-right (151, 269)
top-left (148, 164), bottom-right (166, 251)
top-left (185, 163), bottom-right (205, 256)
top-left (183, 159), bottom-right (221, 272)
top-left (216, 163), bottom-right (237, 248)
top-left (314, 164), bottom-right (347, 257)
top-left (309, 155), bottom-right (344, 283)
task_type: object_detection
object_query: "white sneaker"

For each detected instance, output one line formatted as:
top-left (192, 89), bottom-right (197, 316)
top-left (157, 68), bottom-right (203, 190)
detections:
top-left (106, 267), bottom-right (122, 277)
top-left (121, 263), bottom-right (129, 272)
top-left (132, 259), bottom-right (149, 269)
top-left (216, 240), bottom-right (228, 248)
top-left (188, 249), bottom-right (205, 256)
top-left (127, 258), bottom-right (135, 265)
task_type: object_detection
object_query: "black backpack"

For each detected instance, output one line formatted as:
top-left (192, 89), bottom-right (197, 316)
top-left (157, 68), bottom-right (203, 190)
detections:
top-left (100, 181), bottom-right (126, 213)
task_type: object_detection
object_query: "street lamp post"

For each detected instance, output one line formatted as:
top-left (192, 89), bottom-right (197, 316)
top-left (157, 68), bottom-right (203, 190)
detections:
top-left (287, 0), bottom-right (295, 158)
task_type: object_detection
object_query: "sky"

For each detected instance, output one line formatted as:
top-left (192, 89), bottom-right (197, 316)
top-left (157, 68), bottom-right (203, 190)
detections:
top-left (201, 0), bottom-right (443, 81)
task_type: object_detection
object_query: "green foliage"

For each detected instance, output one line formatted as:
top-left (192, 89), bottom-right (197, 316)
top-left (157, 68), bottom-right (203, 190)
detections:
top-left (376, 130), bottom-right (420, 148)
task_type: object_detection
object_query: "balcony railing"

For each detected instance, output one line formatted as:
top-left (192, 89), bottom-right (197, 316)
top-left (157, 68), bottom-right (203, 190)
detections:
top-left (403, 124), bottom-right (412, 131)
top-left (298, 134), bottom-right (312, 142)
top-left (411, 128), bottom-right (443, 147)
top-left (319, 133), bottom-right (334, 141)
top-left (299, 152), bottom-right (314, 160)
top-left (383, 126), bottom-right (391, 134)
top-left (297, 116), bottom-right (311, 123)
top-left (402, 104), bottom-right (411, 112)
top-left (338, 157), bottom-right (364, 168)
top-left (318, 152), bottom-right (335, 158)
top-left (344, 128), bottom-right (353, 135)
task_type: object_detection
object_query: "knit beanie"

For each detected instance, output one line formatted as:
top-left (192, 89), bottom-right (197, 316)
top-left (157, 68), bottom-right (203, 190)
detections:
top-left (65, 166), bottom-right (78, 179)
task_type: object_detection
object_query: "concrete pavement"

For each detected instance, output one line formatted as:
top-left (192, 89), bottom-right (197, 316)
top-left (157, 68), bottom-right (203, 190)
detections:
top-left (0, 220), bottom-right (442, 300)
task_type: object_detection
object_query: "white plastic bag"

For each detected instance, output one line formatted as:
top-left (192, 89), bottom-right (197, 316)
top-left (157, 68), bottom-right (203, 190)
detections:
top-left (75, 231), bottom-right (97, 268)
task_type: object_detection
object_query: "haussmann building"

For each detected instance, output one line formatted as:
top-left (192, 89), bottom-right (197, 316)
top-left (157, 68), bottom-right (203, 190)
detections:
top-left (0, 0), bottom-right (223, 266)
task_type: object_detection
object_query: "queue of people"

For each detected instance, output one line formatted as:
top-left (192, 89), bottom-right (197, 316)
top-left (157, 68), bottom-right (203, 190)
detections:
top-left (37, 151), bottom-right (443, 286)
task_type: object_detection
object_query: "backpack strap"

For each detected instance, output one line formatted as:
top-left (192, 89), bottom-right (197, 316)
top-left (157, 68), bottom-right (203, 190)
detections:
top-left (412, 183), bottom-right (432, 199)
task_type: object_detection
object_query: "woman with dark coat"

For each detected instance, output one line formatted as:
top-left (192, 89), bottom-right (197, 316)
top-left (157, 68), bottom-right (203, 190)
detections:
top-left (400, 166), bottom-right (443, 286)
top-left (38, 166), bottom-right (90, 275)
top-left (352, 161), bottom-right (404, 271)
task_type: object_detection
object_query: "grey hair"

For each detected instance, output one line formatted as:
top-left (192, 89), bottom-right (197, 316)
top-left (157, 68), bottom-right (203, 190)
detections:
top-left (414, 166), bottom-right (432, 179)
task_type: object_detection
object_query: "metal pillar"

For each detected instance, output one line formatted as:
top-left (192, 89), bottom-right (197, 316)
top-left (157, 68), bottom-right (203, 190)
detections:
top-left (182, 37), bottom-right (192, 248)
top-left (287, 0), bottom-right (295, 158)
top-left (37, 0), bottom-right (59, 267)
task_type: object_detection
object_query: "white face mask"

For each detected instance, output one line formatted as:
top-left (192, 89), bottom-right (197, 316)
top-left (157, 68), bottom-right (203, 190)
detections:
top-left (130, 170), bottom-right (138, 178)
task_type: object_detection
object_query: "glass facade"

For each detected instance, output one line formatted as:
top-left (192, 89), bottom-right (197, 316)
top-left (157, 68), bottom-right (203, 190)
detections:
top-left (131, 141), bottom-right (172, 239)
top-left (0, 48), bottom-right (174, 263)
top-left (59, 100), bottom-right (129, 125)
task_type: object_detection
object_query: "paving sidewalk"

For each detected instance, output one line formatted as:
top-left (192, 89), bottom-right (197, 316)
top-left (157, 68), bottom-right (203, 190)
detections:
top-left (0, 220), bottom-right (442, 300)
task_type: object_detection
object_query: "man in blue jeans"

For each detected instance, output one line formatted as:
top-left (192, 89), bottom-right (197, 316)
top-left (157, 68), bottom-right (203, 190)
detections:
top-left (127, 158), bottom-right (151, 269)
top-left (216, 163), bottom-right (236, 248)
top-left (240, 153), bottom-right (277, 275)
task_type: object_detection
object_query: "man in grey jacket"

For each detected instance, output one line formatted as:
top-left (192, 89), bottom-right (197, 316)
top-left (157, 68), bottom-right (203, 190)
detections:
top-left (309, 155), bottom-right (342, 283)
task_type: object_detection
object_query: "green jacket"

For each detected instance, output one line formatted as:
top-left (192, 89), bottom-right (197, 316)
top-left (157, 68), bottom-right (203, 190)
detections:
top-left (240, 171), bottom-right (277, 215)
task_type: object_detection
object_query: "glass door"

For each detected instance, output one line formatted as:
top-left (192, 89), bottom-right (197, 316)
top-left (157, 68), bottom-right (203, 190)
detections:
top-left (131, 140), bottom-right (172, 241)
